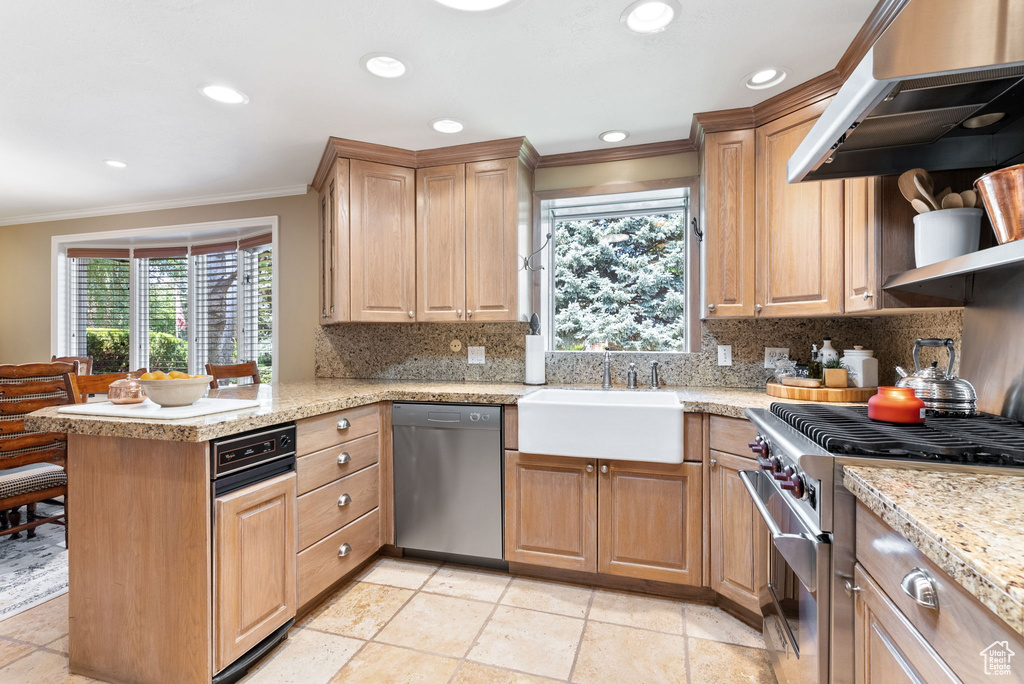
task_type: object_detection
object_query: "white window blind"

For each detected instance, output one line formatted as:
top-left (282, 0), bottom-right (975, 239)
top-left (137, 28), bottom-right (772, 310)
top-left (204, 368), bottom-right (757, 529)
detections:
top-left (241, 241), bottom-right (273, 383)
top-left (67, 251), bottom-right (131, 373)
top-left (135, 249), bottom-right (189, 373)
top-left (192, 243), bottom-right (239, 374)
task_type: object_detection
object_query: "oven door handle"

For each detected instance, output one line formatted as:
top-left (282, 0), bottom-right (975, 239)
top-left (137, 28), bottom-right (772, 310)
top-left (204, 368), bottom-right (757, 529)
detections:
top-left (739, 469), bottom-right (821, 593)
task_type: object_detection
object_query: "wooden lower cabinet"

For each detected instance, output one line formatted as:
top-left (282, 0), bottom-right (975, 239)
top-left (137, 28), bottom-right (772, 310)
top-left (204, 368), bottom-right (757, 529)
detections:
top-left (505, 451), bottom-right (598, 572)
top-left (598, 460), bottom-right (702, 585)
top-left (298, 509), bottom-right (381, 607)
top-left (214, 472), bottom-right (297, 673)
top-left (709, 450), bottom-right (767, 613)
top-left (853, 564), bottom-right (959, 684)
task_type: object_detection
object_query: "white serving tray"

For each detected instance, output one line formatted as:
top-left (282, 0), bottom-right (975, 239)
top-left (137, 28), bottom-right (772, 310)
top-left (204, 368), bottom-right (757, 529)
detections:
top-left (57, 397), bottom-right (262, 420)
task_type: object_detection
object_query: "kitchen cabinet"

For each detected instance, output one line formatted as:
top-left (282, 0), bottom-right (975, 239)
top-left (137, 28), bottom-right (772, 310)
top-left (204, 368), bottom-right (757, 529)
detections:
top-left (416, 164), bottom-right (467, 321)
top-left (465, 158), bottom-right (522, 321)
top-left (598, 460), bottom-right (702, 585)
top-left (702, 129), bottom-right (756, 318)
top-left (843, 177), bottom-right (883, 313)
top-left (213, 472), bottom-right (297, 673)
top-left (755, 99), bottom-right (844, 317)
top-left (318, 159), bottom-right (350, 324)
top-left (349, 160), bottom-right (417, 322)
top-left (709, 449), bottom-right (767, 613)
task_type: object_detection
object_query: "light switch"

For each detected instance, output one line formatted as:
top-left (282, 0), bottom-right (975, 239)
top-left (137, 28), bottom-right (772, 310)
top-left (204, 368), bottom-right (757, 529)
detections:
top-left (764, 347), bottom-right (790, 368)
top-left (717, 345), bottom-right (732, 366)
top-left (468, 346), bottom-right (485, 365)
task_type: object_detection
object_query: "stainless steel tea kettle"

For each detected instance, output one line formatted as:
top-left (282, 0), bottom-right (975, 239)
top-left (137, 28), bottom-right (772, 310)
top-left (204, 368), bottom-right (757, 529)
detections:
top-left (895, 338), bottom-right (977, 416)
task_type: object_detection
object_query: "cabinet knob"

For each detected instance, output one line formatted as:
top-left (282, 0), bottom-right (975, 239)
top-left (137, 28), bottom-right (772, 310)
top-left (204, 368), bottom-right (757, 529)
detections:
top-left (863, 292), bottom-right (874, 301)
top-left (710, 458), bottom-right (718, 466)
top-left (338, 493), bottom-right (352, 507)
top-left (844, 580), bottom-right (862, 597)
top-left (330, 306), bottom-right (335, 314)
top-left (600, 464), bottom-right (609, 474)
top-left (408, 311), bottom-right (415, 318)
top-left (707, 303), bottom-right (716, 312)
top-left (467, 310), bottom-right (474, 318)
top-left (337, 418), bottom-right (351, 430)
top-left (754, 304), bottom-right (763, 313)
top-left (586, 464), bottom-right (594, 473)
top-left (337, 452), bottom-right (351, 465)
top-left (338, 543), bottom-right (352, 557)
top-left (457, 309), bottom-right (463, 317)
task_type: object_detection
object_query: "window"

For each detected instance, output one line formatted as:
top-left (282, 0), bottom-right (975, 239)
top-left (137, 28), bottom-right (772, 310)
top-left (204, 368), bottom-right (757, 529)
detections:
top-left (62, 231), bottom-right (274, 381)
top-left (539, 186), bottom-right (694, 352)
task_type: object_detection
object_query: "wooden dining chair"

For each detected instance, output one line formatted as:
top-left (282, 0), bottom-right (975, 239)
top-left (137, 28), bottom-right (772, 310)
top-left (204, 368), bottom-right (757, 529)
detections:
top-left (52, 355), bottom-right (92, 376)
top-left (206, 361), bottom-right (261, 390)
top-left (0, 362), bottom-right (80, 541)
top-left (76, 369), bottom-right (148, 403)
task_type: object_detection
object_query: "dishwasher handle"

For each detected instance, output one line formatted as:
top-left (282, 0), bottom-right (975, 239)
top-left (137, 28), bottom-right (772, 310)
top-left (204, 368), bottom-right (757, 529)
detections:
top-left (391, 403), bottom-right (503, 429)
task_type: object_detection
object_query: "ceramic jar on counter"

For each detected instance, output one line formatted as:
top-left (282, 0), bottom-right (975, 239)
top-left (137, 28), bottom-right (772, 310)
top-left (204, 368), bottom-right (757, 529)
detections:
top-left (840, 346), bottom-right (878, 388)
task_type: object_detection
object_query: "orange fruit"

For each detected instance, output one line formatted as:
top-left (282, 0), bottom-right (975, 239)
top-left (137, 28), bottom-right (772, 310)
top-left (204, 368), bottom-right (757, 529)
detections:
top-left (140, 372), bottom-right (155, 380)
top-left (169, 371), bottom-right (189, 379)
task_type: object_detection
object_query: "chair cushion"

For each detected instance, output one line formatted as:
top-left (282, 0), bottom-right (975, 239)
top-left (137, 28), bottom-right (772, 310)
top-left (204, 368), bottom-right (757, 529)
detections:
top-left (0, 463), bottom-right (66, 500)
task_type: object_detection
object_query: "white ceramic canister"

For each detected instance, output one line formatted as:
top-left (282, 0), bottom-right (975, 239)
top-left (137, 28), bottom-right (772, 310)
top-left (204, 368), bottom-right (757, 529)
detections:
top-left (819, 338), bottom-right (839, 364)
top-left (841, 345), bottom-right (878, 388)
top-left (913, 208), bottom-right (983, 267)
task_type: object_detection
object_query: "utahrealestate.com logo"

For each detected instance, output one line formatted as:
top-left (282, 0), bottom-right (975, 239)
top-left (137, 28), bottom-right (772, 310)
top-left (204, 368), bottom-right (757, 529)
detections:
top-left (981, 641), bottom-right (1016, 676)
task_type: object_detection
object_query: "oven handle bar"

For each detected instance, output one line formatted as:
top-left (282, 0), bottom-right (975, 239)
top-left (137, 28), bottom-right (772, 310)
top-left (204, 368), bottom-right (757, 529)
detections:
top-left (739, 469), bottom-right (822, 593)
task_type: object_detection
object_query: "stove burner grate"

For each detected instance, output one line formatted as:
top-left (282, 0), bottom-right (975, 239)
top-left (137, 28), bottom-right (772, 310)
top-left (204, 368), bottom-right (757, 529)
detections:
top-left (769, 404), bottom-right (1024, 466)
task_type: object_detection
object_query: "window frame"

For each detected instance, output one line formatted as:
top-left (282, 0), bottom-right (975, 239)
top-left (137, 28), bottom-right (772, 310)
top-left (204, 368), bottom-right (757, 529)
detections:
top-left (51, 216), bottom-right (278, 377)
top-left (534, 177), bottom-right (701, 354)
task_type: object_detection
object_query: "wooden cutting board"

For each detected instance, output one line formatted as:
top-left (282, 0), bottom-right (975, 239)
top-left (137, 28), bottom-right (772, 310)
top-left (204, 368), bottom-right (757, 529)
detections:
top-left (766, 382), bottom-right (876, 403)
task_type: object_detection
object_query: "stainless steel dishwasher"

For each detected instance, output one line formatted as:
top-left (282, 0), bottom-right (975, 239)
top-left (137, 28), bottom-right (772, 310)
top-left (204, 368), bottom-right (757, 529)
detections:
top-left (392, 403), bottom-right (504, 561)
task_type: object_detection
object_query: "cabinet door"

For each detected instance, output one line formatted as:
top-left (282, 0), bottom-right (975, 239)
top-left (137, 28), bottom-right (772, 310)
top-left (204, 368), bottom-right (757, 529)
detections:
top-left (598, 460), bottom-right (702, 585)
top-left (709, 450), bottom-right (767, 613)
top-left (505, 451), bottom-right (597, 572)
top-left (214, 472), bottom-right (297, 673)
top-left (465, 158), bottom-right (518, 322)
top-left (756, 101), bottom-right (844, 317)
top-left (702, 129), bottom-right (756, 318)
top-left (416, 164), bottom-right (466, 321)
top-left (319, 159), bottom-right (350, 324)
top-left (350, 160), bottom-right (416, 322)
top-left (844, 177), bottom-right (881, 313)
top-left (853, 564), bottom-right (959, 684)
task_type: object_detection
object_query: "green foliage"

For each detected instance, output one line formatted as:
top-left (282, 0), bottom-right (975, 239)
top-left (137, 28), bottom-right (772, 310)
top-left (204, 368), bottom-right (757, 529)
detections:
top-left (554, 213), bottom-right (687, 351)
top-left (86, 328), bottom-right (130, 373)
top-left (823, 357), bottom-right (847, 369)
top-left (148, 331), bottom-right (188, 372)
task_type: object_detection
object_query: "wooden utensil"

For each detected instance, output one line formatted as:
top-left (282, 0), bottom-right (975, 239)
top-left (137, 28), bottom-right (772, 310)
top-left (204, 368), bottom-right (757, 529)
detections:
top-left (941, 192), bottom-right (964, 209)
top-left (898, 168), bottom-right (932, 202)
top-left (914, 175), bottom-right (941, 210)
top-left (935, 187), bottom-right (952, 204)
top-left (960, 189), bottom-right (978, 208)
top-left (911, 198), bottom-right (932, 214)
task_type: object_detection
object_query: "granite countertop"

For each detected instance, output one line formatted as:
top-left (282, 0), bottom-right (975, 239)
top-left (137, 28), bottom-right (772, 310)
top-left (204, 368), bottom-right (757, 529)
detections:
top-left (845, 465), bottom-right (1024, 637)
top-left (24, 378), bottom-right (843, 442)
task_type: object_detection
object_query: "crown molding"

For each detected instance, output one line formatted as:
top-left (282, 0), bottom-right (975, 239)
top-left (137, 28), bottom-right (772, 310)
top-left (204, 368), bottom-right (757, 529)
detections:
top-left (416, 137), bottom-right (538, 170)
top-left (0, 185), bottom-right (309, 227)
top-left (535, 139), bottom-right (696, 169)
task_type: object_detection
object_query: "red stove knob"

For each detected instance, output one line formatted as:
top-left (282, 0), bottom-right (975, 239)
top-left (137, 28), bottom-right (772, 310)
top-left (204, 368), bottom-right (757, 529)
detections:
top-left (780, 471), bottom-right (806, 499)
top-left (774, 464), bottom-right (794, 482)
top-left (758, 458), bottom-right (773, 471)
top-left (748, 440), bottom-right (765, 456)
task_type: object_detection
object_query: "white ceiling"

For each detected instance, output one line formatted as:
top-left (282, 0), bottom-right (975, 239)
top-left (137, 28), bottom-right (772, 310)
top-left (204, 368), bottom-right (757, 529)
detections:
top-left (0, 0), bottom-right (876, 224)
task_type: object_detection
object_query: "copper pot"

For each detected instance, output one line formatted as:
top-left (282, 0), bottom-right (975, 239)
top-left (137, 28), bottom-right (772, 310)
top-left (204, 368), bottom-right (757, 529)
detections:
top-left (107, 378), bottom-right (146, 404)
top-left (975, 163), bottom-right (1024, 244)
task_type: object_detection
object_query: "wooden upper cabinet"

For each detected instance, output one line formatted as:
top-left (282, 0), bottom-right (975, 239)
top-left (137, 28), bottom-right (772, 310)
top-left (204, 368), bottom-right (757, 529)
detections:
top-left (466, 158), bottom-right (519, 322)
top-left (703, 129), bottom-right (756, 318)
top-left (319, 159), bottom-right (350, 324)
top-left (845, 177), bottom-right (882, 313)
top-left (598, 460), bottom-right (702, 586)
top-left (350, 160), bottom-right (416, 322)
top-left (214, 473), bottom-right (296, 673)
top-left (709, 450), bottom-right (767, 613)
top-left (416, 164), bottom-right (467, 321)
top-left (755, 100), bottom-right (844, 317)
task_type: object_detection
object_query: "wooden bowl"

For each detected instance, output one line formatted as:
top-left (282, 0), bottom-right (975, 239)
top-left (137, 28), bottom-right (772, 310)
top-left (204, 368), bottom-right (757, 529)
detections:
top-left (139, 376), bottom-right (212, 407)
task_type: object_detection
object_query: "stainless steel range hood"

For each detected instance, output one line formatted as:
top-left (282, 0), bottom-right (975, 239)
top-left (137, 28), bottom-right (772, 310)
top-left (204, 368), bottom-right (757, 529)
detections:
top-left (788, 0), bottom-right (1024, 183)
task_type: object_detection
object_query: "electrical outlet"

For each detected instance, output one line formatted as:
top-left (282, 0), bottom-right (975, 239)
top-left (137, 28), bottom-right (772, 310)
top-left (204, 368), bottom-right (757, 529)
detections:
top-left (468, 346), bottom-right (485, 365)
top-left (717, 345), bottom-right (732, 366)
top-left (449, 339), bottom-right (462, 352)
top-left (764, 347), bottom-right (790, 369)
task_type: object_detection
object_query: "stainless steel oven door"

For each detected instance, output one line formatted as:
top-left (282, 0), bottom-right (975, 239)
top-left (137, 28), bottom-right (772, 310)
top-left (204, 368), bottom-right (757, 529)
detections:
top-left (740, 469), bottom-right (830, 684)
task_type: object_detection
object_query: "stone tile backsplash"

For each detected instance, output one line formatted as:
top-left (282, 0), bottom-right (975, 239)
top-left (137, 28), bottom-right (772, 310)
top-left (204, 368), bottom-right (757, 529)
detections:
top-left (315, 309), bottom-right (963, 388)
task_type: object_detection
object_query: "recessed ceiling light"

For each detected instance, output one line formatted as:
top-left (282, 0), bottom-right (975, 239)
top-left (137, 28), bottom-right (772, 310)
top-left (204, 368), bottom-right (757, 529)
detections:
top-left (744, 68), bottom-right (789, 90)
top-left (104, 159), bottom-right (127, 168)
top-left (431, 118), bottom-right (465, 134)
top-left (361, 53), bottom-right (407, 79)
top-left (433, 0), bottom-right (523, 12)
top-left (199, 84), bottom-right (249, 104)
top-left (600, 130), bottom-right (629, 143)
top-left (621, 0), bottom-right (680, 34)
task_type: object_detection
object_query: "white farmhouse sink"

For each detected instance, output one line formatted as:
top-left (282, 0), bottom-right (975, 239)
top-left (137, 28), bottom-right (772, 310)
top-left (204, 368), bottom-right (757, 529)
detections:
top-left (517, 389), bottom-right (684, 463)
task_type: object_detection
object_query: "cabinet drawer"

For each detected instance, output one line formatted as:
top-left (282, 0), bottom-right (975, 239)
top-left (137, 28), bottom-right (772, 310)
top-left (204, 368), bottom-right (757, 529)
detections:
top-left (297, 434), bottom-right (379, 496)
top-left (297, 508), bottom-right (380, 608)
top-left (708, 415), bottom-right (756, 457)
top-left (856, 502), bottom-right (1024, 681)
top-left (296, 404), bottom-right (380, 456)
top-left (298, 464), bottom-right (379, 550)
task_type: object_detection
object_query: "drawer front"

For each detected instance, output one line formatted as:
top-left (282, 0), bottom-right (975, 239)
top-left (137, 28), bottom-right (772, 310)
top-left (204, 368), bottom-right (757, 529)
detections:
top-left (856, 502), bottom-right (1024, 682)
top-left (297, 508), bottom-right (380, 608)
top-left (298, 464), bottom-right (379, 550)
top-left (296, 404), bottom-right (380, 456)
top-left (297, 434), bottom-right (379, 496)
top-left (708, 415), bottom-right (757, 457)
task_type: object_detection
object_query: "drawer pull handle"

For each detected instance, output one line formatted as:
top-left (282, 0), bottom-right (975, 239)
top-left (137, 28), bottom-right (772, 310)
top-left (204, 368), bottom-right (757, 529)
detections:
top-left (338, 493), bottom-right (352, 507)
top-left (337, 419), bottom-right (351, 430)
top-left (338, 543), bottom-right (351, 557)
top-left (844, 580), bottom-right (861, 597)
top-left (337, 452), bottom-right (351, 465)
top-left (900, 567), bottom-right (939, 610)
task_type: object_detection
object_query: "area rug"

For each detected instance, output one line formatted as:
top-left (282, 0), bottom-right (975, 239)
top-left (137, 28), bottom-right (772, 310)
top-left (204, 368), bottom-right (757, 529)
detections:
top-left (0, 501), bottom-right (68, 620)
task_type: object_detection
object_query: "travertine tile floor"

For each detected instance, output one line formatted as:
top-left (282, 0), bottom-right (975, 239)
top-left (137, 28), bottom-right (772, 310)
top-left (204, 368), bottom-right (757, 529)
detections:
top-left (0, 558), bottom-right (776, 683)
